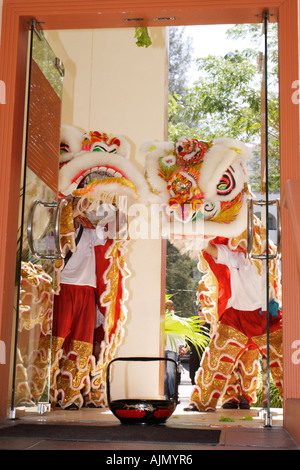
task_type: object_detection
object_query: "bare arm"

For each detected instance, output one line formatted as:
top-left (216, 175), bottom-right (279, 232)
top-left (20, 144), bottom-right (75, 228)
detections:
top-left (203, 241), bottom-right (218, 259)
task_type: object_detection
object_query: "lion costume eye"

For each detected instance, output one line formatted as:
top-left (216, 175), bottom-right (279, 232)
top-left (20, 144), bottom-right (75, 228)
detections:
top-left (91, 142), bottom-right (117, 153)
top-left (60, 143), bottom-right (70, 154)
top-left (216, 166), bottom-right (236, 196)
top-left (92, 145), bottom-right (105, 152)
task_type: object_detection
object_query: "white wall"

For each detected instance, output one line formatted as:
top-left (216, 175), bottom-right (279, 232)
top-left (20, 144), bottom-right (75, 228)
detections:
top-left (45, 27), bottom-right (168, 398)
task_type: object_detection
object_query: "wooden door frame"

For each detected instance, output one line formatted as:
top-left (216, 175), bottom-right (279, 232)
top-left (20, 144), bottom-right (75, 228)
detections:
top-left (0, 1), bottom-right (299, 435)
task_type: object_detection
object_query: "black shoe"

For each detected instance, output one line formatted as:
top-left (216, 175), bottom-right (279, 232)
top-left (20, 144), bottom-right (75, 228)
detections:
top-left (239, 397), bottom-right (250, 409)
top-left (65, 403), bottom-right (79, 410)
top-left (222, 400), bottom-right (239, 409)
top-left (183, 404), bottom-right (199, 412)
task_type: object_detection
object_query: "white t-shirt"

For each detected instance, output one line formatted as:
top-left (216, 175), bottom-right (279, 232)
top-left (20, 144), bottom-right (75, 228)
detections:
top-left (215, 244), bottom-right (264, 311)
top-left (61, 226), bottom-right (106, 288)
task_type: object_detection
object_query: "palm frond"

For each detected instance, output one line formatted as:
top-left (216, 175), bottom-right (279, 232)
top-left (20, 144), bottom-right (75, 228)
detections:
top-left (165, 313), bottom-right (209, 355)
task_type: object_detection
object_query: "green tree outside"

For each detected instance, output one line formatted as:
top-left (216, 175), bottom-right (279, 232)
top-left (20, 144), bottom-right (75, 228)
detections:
top-left (168, 23), bottom-right (279, 192)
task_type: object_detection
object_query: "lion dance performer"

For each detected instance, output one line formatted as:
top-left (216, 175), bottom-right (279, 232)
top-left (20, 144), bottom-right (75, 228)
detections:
top-left (50, 125), bottom-right (148, 410)
top-left (191, 229), bottom-right (282, 412)
top-left (142, 135), bottom-right (283, 412)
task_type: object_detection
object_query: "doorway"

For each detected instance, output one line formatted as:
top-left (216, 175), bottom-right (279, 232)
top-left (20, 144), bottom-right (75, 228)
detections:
top-left (9, 17), bottom-right (282, 426)
top-left (0, 0), bottom-right (297, 440)
top-left (165, 20), bottom-right (282, 422)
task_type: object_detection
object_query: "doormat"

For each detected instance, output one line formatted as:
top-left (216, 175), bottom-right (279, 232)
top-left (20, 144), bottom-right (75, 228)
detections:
top-left (0, 423), bottom-right (221, 445)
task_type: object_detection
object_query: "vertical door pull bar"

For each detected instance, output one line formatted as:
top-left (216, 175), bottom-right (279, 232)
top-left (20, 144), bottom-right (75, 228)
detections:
top-left (54, 198), bottom-right (68, 257)
top-left (247, 198), bottom-right (281, 260)
top-left (27, 199), bottom-right (42, 258)
top-left (247, 199), bottom-right (254, 259)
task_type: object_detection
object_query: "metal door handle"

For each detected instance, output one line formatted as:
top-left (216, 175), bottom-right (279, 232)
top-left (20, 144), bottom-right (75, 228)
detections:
top-left (275, 199), bottom-right (281, 258)
top-left (247, 199), bottom-right (254, 258)
top-left (27, 198), bottom-right (68, 259)
top-left (247, 198), bottom-right (281, 260)
top-left (54, 198), bottom-right (68, 257)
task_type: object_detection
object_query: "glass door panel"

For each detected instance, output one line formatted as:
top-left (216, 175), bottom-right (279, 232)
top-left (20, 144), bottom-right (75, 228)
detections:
top-left (247, 15), bottom-right (281, 425)
top-left (167, 20), bottom-right (281, 425)
top-left (10, 21), bottom-right (64, 415)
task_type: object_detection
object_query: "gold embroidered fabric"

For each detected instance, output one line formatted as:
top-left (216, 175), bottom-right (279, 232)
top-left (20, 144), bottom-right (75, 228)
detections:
top-left (190, 325), bottom-right (249, 411)
top-left (252, 329), bottom-right (283, 399)
top-left (86, 239), bottom-right (130, 408)
top-left (50, 237), bottom-right (130, 409)
top-left (191, 324), bottom-right (283, 410)
top-left (14, 334), bottom-right (52, 406)
top-left (49, 336), bottom-right (65, 406)
top-left (222, 349), bottom-right (260, 405)
top-left (15, 259), bottom-right (54, 406)
top-left (19, 262), bottom-right (54, 335)
top-left (50, 337), bottom-right (93, 409)
top-left (198, 253), bottom-right (219, 333)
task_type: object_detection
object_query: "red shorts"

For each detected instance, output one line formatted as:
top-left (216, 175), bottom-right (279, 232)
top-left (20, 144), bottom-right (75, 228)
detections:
top-left (220, 306), bottom-right (282, 340)
top-left (52, 283), bottom-right (96, 352)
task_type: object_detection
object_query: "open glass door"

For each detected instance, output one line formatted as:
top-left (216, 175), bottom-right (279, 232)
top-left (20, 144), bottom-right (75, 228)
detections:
top-left (167, 17), bottom-right (282, 424)
top-left (247, 13), bottom-right (282, 426)
top-left (9, 20), bottom-right (64, 417)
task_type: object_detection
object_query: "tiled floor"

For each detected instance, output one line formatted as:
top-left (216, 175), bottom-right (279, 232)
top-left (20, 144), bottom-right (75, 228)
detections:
top-left (0, 382), bottom-right (298, 451)
top-left (0, 407), bottom-right (298, 451)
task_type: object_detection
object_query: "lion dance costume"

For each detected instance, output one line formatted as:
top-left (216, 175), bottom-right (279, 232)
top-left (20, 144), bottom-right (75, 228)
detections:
top-left (49, 125), bottom-right (149, 409)
top-left (18, 125), bottom-right (148, 410)
top-left (142, 136), bottom-right (283, 412)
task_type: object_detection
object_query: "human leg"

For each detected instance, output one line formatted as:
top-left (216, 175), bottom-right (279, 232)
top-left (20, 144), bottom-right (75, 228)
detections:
top-left (164, 350), bottom-right (178, 400)
top-left (252, 327), bottom-right (283, 401)
top-left (50, 286), bottom-right (73, 407)
top-left (50, 284), bottom-right (96, 409)
top-left (222, 347), bottom-right (260, 409)
top-left (190, 323), bottom-right (248, 411)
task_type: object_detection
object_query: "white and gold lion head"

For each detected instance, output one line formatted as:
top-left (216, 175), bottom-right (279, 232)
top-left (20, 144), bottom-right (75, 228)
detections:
top-left (142, 136), bottom-right (253, 253)
top-left (59, 125), bottom-right (149, 222)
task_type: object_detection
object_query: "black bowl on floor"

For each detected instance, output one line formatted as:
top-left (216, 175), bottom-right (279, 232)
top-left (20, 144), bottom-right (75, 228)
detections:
top-left (106, 356), bottom-right (179, 424)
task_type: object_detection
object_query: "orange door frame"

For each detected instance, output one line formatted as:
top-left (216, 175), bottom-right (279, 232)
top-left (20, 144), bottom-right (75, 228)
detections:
top-left (0, 1), bottom-right (299, 438)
